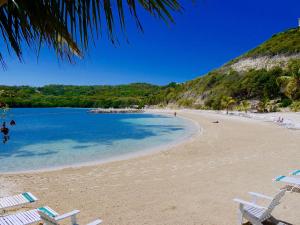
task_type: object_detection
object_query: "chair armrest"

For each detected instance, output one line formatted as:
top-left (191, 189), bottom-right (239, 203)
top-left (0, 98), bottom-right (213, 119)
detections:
top-left (248, 192), bottom-right (273, 200)
top-left (26, 192), bottom-right (38, 201)
top-left (55, 210), bottom-right (80, 221)
top-left (233, 198), bottom-right (267, 210)
top-left (86, 219), bottom-right (103, 225)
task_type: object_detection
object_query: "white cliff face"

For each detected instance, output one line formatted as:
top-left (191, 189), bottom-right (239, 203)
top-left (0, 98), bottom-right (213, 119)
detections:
top-left (229, 54), bottom-right (300, 72)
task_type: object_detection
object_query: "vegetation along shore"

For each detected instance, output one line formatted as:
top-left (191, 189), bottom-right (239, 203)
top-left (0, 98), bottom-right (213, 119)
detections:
top-left (1, 28), bottom-right (300, 112)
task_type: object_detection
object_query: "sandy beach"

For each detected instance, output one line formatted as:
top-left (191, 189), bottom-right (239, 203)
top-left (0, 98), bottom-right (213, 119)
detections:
top-left (1, 110), bottom-right (300, 225)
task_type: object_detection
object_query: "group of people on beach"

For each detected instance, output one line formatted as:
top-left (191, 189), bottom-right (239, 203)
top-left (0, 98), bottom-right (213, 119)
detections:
top-left (1, 120), bottom-right (15, 144)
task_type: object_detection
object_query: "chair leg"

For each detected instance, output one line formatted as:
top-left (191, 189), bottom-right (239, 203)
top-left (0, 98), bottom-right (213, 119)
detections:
top-left (237, 210), bottom-right (243, 225)
top-left (71, 214), bottom-right (78, 225)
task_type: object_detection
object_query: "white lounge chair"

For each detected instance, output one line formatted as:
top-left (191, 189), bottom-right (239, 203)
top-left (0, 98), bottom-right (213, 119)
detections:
top-left (274, 175), bottom-right (300, 192)
top-left (0, 206), bottom-right (58, 225)
top-left (39, 209), bottom-right (102, 225)
top-left (0, 206), bottom-right (102, 225)
top-left (0, 192), bottom-right (38, 213)
top-left (233, 189), bottom-right (286, 225)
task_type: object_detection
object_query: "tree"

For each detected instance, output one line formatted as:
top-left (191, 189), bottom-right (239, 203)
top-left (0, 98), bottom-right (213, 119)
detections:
top-left (0, 0), bottom-right (182, 67)
top-left (290, 101), bottom-right (300, 112)
top-left (221, 96), bottom-right (236, 114)
top-left (240, 100), bottom-right (251, 113)
top-left (257, 98), bottom-right (270, 113)
top-left (276, 60), bottom-right (300, 100)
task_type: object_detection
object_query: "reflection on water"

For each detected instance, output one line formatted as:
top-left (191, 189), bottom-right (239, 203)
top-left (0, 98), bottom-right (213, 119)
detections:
top-left (0, 108), bottom-right (196, 172)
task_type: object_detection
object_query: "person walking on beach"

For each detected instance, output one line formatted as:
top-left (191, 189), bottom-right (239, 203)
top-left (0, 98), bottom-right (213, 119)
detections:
top-left (276, 116), bottom-right (284, 123)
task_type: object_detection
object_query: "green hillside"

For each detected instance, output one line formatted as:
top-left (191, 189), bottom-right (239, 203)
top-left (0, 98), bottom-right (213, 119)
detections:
top-left (159, 28), bottom-right (300, 110)
top-left (244, 28), bottom-right (300, 58)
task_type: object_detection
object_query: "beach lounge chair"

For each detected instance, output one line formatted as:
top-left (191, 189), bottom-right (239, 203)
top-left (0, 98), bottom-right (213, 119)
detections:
top-left (0, 192), bottom-right (38, 213)
top-left (0, 206), bottom-right (102, 225)
top-left (233, 189), bottom-right (286, 225)
top-left (39, 209), bottom-right (102, 225)
top-left (274, 175), bottom-right (300, 192)
top-left (0, 206), bottom-right (58, 225)
top-left (289, 169), bottom-right (300, 176)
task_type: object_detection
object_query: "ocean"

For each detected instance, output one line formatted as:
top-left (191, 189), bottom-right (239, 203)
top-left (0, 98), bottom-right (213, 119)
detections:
top-left (0, 108), bottom-right (197, 172)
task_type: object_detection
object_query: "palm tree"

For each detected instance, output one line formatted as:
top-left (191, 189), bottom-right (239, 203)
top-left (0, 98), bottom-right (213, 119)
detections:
top-left (0, 0), bottom-right (182, 67)
top-left (276, 60), bottom-right (300, 100)
top-left (257, 98), bottom-right (270, 113)
top-left (240, 100), bottom-right (250, 113)
top-left (221, 96), bottom-right (236, 114)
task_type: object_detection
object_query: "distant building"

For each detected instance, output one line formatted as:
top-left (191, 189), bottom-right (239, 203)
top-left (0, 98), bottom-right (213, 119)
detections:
top-left (298, 18), bottom-right (300, 27)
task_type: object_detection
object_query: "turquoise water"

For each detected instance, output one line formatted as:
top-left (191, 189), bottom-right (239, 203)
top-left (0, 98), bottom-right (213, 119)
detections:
top-left (0, 108), bottom-right (197, 173)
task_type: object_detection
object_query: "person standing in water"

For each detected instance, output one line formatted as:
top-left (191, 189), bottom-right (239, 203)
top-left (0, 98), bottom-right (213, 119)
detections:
top-left (1, 122), bottom-right (9, 144)
top-left (174, 112), bottom-right (177, 117)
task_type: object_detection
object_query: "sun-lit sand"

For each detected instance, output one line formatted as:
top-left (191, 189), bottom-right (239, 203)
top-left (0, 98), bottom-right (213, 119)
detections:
top-left (1, 110), bottom-right (300, 225)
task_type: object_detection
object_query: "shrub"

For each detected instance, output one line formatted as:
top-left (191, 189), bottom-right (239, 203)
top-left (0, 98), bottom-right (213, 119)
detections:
top-left (257, 98), bottom-right (270, 113)
top-left (290, 101), bottom-right (300, 112)
top-left (178, 99), bottom-right (194, 108)
top-left (269, 104), bottom-right (279, 112)
top-left (279, 98), bottom-right (292, 107)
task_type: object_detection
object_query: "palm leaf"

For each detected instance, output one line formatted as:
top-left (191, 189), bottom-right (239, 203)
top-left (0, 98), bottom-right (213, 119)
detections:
top-left (0, 0), bottom-right (182, 67)
top-left (276, 74), bottom-right (300, 99)
top-left (285, 79), bottom-right (298, 99)
top-left (276, 76), bottom-right (292, 92)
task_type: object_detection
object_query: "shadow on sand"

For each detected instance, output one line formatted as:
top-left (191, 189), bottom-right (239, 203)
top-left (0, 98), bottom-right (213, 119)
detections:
top-left (243, 216), bottom-right (293, 225)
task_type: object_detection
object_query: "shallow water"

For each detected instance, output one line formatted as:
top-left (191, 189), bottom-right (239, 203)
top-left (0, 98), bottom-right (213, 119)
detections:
top-left (0, 108), bottom-right (197, 173)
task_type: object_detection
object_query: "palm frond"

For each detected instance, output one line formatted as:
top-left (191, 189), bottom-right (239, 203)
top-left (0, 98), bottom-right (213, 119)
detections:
top-left (285, 79), bottom-right (298, 99)
top-left (276, 76), bottom-right (292, 86)
top-left (0, 0), bottom-right (182, 67)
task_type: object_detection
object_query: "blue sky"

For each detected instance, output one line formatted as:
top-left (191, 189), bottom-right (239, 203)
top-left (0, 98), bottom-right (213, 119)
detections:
top-left (2, 0), bottom-right (300, 86)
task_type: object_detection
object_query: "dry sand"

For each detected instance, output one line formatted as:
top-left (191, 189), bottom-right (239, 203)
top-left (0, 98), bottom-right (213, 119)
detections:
top-left (1, 110), bottom-right (300, 225)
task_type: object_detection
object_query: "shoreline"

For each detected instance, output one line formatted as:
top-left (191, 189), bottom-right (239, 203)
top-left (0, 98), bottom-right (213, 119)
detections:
top-left (0, 111), bottom-right (201, 175)
top-left (1, 109), bottom-right (297, 175)
top-left (8, 107), bottom-right (300, 130)
top-left (1, 110), bottom-right (300, 225)
top-left (181, 109), bottom-right (300, 130)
